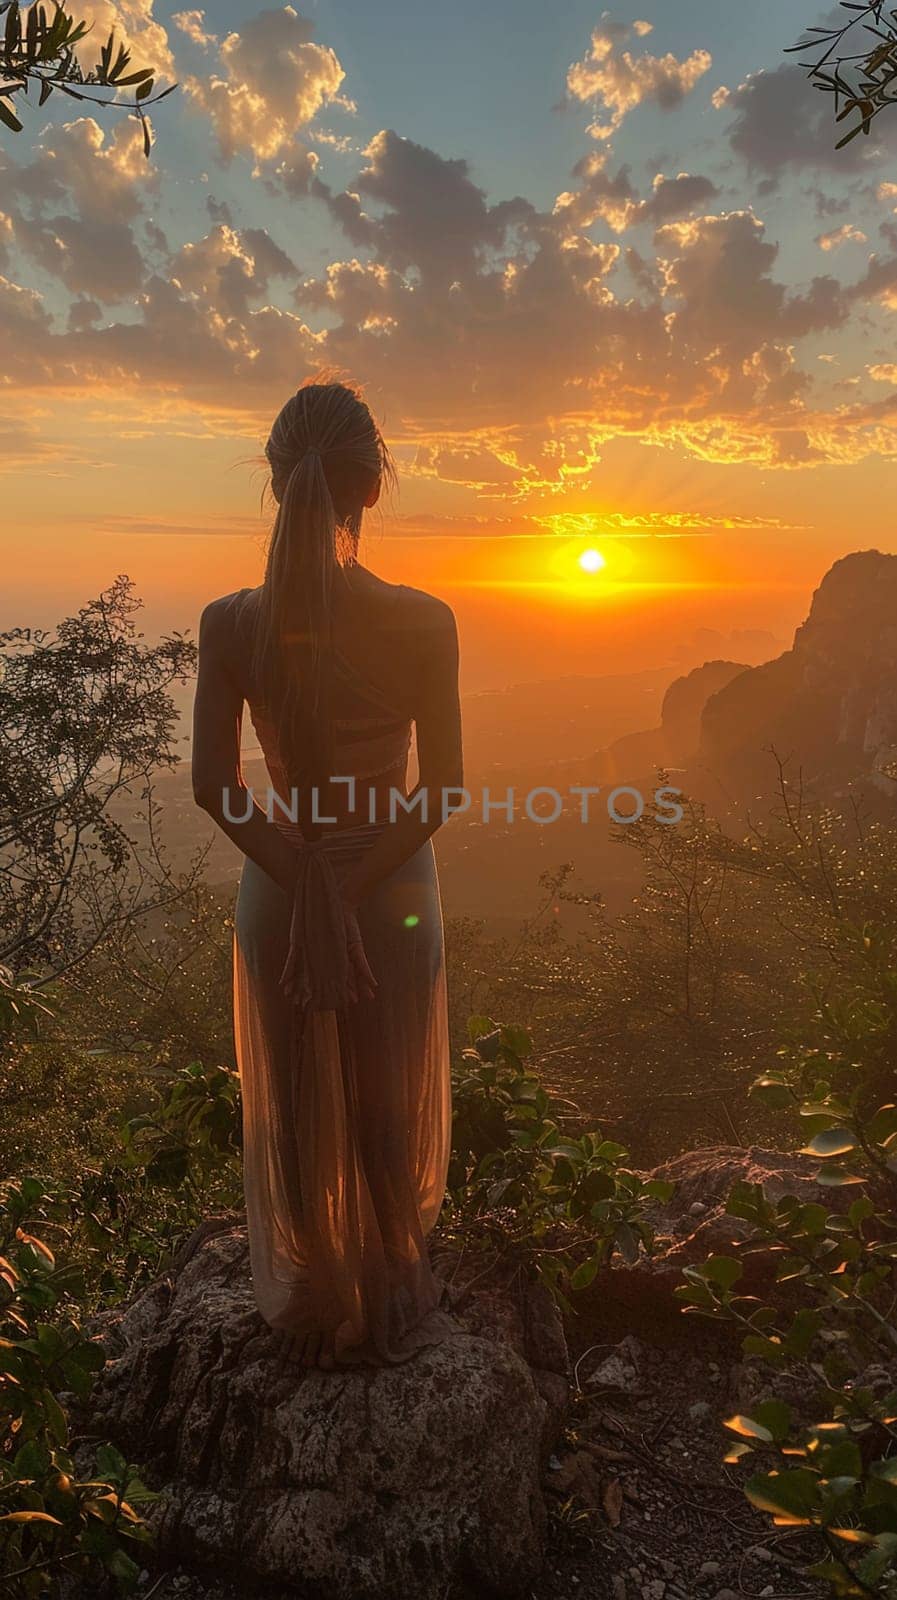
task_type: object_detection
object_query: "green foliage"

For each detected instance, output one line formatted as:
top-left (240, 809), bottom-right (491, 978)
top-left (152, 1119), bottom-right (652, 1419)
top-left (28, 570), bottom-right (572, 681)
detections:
top-left (3, 1049), bottom-right (242, 1313)
top-left (679, 934), bottom-right (897, 1596)
top-left (447, 1016), bottom-right (673, 1310)
top-left (0, 1), bottom-right (176, 149)
top-left (0, 1050), bottom-right (245, 1592)
top-left (68, 881), bottom-right (238, 1082)
top-left (455, 770), bottom-right (897, 1164)
top-left (758, 924), bottom-right (897, 1206)
top-left (728, 1407), bottom-right (897, 1597)
top-left (789, 1), bottom-right (897, 149)
top-left (0, 968), bottom-right (54, 1045)
top-left (121, 1058), bottom-right (242, 1197)
top-left (73, 1057), bottom-right (241, 1302)
top-left (0, 578), bottom-right (198, 990)
top-left (0, 1181), bottom-right (155, 1597)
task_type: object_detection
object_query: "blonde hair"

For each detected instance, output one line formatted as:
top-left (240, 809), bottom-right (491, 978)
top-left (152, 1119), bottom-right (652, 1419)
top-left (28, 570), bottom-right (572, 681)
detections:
top-left (253, 377), bottom-right (395, 785)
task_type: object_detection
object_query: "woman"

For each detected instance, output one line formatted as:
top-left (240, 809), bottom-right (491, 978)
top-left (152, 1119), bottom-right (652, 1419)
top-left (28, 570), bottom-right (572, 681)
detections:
top-left (192, 379), bottom-right (463, 1369)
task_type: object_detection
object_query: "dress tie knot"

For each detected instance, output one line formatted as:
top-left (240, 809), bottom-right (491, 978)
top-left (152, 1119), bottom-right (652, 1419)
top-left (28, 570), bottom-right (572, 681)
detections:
top-left (279, 843), bottom-right (349, 1012)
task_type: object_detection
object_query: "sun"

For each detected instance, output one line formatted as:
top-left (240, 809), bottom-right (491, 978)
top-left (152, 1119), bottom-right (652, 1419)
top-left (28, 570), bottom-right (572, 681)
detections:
top-left (578, 548), bottom-right (606, 574)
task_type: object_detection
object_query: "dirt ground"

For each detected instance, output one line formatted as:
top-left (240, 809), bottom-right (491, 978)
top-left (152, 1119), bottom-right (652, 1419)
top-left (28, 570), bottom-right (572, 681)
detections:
top-left (529, 1319), bottom-right (826, 1600)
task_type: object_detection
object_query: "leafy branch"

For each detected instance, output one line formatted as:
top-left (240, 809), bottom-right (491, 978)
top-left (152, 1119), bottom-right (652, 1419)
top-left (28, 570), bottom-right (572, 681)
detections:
top-left (789, 0), bottom-right (897, 149)
top-left (0, 1), bottom-right (176, 154)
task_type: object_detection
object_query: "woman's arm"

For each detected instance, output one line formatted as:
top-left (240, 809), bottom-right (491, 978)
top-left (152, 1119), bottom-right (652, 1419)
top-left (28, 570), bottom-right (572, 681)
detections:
top-left (191, 598), bottom-right (298, 896)
top-left (338, 598), bottom-right (463, 909)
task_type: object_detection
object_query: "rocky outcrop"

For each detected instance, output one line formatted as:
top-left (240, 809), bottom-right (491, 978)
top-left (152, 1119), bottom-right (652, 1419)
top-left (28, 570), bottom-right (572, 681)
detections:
top-left (88, 1225), bottom-right (570, 1600)
top-left (80, 1146), bottom-right (860, 1599)
top-left (699, 550), bottom-right (897, 802)
top-left (645, 1143), bottom-right (843, 1266)
top-left (659, 660), bottom-right (750, 765)
top-left (565, 1144), bottom-right (845, 1343)
top-left (597, 661), bottom-right (749, 779)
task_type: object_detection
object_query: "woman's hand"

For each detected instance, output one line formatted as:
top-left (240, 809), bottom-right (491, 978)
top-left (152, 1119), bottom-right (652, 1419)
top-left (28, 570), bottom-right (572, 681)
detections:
top-left (343, 903), bottom-right (377, 1004)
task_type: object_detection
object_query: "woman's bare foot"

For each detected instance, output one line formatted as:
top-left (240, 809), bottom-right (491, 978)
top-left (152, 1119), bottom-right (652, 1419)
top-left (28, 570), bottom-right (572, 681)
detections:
top-left (274, 1328), bottom-right (336, 1370)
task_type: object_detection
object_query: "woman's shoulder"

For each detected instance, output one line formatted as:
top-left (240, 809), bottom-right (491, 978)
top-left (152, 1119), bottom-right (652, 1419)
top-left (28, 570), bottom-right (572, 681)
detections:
top-left (349, 569), bottom-right (457, 646)
top-left (389, 580), bottom-right (458, 639)
top-left (199, 587), bottom-right (260, 642)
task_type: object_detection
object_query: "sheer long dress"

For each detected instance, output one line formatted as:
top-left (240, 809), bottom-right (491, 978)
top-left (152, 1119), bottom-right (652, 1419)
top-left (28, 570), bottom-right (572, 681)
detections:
top-left (223, 589), bottom-right (454, 1365)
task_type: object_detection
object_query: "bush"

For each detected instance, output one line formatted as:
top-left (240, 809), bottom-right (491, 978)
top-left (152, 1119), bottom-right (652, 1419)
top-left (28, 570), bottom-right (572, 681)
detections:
top-left (0, 1181), bottom-right (155, 1597)
top-left (0, 1051), bottom-right (245, 1594)
top-left (446, 1016), bottom-right (673, 1310)
top-left (680, 928), bottom-right (897, 1597)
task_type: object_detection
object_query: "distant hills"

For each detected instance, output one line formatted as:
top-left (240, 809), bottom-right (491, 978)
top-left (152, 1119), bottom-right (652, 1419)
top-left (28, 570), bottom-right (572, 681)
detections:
top-left (571, 550), bottom-right (897, 816)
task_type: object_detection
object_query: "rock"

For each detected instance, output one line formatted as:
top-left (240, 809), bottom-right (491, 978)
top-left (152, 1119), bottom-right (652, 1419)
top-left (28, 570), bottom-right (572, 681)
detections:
top-left (689, 1401), bottom-right (711, 1422)
top-left (698, 1560), bottom-right (721, 1578)
top-left (600, 661), bottom-right (750, 779)
top-left (700, 551), bottom-right (897, 806)
top-left (662, 660), bottom-right (750, 764)
top-left (569, 1145), bottom-right (848, 1335)
top-left (88, 1225), bottom-right (569, 1600)
top-left (644, 1145), bottom-right (852, 1286)
top-left (586, 1335), bottom-right (643, 1393)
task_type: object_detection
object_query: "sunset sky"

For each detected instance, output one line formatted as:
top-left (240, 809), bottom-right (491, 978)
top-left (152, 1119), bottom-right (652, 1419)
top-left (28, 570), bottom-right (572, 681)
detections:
top-left (3, 0), bottom-right (897, 688)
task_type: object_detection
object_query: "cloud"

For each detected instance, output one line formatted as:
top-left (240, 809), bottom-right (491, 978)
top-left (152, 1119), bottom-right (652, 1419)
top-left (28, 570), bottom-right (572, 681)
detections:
top-left (721, 64), bottom-right (881, 178)
top-left (182, 6), bottom-right (346, 162)
top-left (816, 224), bottom-right (868, 251)
top-left (869, 363), bottom-right (897, 382)
top-left (566, 16), bottom-right (711, 139)
top-left (852, 251), bottom-right (897, 310)
top-left (637, 173), bottom-right (720, 229)
top-left (5, 117), bottom-right (155, 224)
top-left (76, 0), bottom-right (174, 80)
top-left (170, 223), bottom-right (298, 316)
top-left (172, 9), bottom-right (216, 48)
top-left (6, 110), bottom-right (897, 487)
top-left (0, 118), bottom-right (158, 301)
top-left (0, 418), bottom-right (108, 475)
top-left (555, 155), bottom-right (718, 233)
top-left (0, 212), bottom-right (13, 273)
top-left (264, 145), bottom-right (320, 198)
top-left (0, 275), bottom-right (52, 334)
top-left (317, 130), bottom-right (534, 287)
top-left (657, 212), bottom-right (848, 353)
top-left (15, 214), bottom-right (147, 301)
top-left (5, 277), bottom-right (323, 410)
top-left (296, 176), bottom-right (862, 476)
top-left (535, 509), bottom-right (802, 536)
top-left (69, 298), bottom-right (104, 331)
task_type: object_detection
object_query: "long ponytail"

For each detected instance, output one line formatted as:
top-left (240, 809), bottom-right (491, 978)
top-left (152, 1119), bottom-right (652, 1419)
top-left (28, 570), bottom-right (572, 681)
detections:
top-left (253, 380), bottom-right (393, 786)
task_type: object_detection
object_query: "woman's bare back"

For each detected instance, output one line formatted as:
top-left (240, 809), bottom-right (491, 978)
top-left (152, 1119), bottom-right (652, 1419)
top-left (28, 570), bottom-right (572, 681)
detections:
top-left (210, 566), bottom-right (455, 721)
top-left (195, 567), bottom-right (462, 840)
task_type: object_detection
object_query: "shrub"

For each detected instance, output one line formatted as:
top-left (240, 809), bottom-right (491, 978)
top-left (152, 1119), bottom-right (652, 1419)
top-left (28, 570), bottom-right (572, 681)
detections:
top-left (0, 1180), bottom-right (155, 1597)
top-left (446, 1016), bottom-right (672, 1309)
top-left (680, 928), bottom-right (897, 1597)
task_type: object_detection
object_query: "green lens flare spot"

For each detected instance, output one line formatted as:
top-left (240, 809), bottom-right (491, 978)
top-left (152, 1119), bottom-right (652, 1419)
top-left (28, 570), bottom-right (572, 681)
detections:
top-left (404, 915), bottom-right (420, 929)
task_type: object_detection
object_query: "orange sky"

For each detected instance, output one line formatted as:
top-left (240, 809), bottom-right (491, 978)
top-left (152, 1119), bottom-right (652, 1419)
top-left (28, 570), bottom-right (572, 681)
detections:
top-left (5, 1), bottom-right (897, 690)
top-left (4, 411), bottom-right (891, 689)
